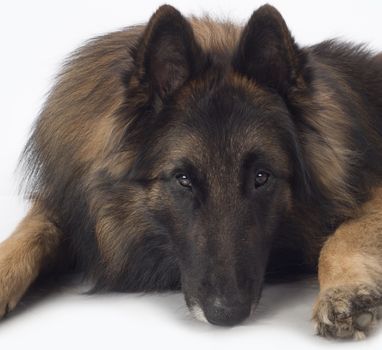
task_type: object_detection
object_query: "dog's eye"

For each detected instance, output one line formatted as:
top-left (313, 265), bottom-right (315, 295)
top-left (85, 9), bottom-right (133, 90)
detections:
top-left (255, 170), bottom-right (270, 188)
top-left (176, 174), bottom-right (192, 188)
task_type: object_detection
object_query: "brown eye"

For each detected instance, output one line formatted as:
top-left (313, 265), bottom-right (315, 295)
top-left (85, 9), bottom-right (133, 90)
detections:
top-left (176, 174), bottom-right (192, 188)
top-left (255, 170), bottom-right (270, 188)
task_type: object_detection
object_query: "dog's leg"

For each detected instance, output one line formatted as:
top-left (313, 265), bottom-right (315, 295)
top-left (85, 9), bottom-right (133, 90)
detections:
top-left (0, 203), bottom-right (62, 318)
top-left (313, 188), bottom-right (382, 339)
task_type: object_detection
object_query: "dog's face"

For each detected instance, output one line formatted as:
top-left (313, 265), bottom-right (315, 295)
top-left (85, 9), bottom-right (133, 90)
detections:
top-left (126, 5), bottom-right (309, 325)
top-left (155, 82), bottom-right (298, 326)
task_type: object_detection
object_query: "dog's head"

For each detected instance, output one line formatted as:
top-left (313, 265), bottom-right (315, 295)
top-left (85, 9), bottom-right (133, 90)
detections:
top-left (125, 4), bottom-right (311, 326)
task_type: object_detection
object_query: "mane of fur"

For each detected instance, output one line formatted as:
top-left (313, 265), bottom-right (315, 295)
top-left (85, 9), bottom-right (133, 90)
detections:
top-left (18, 17), bottom-right (382, 285)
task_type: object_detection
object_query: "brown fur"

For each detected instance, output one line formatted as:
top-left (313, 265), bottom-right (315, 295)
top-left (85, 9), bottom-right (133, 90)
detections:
top-left (292, 60), bottom-right (376, 215)
top-left (0, 203), bottom-right (62, 317)
top-left (190, 17), bottom-right (242, 54)
top-left (313, 187), bottom-right (382, 339)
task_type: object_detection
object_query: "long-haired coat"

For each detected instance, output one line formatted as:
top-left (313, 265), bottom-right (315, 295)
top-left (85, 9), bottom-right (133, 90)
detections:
top-left (1, 4), bottom-right (382, 340)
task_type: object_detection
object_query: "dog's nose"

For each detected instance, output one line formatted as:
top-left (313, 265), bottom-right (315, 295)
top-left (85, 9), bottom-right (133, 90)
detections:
top-left (203, 298), bottom-right (251, 326)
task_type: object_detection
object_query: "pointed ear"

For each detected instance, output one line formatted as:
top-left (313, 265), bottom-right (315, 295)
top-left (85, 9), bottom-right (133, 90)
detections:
top-left (134, 5), bottom-right (206, 100)
top-left (233, 5), bottom-right (309, 96)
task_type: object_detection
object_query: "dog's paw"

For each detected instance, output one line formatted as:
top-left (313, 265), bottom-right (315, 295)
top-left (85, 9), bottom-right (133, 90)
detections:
top-left (0, 269), bottom-right (28, 320)
top-left (0, 292), bottom-right (20, 320)
top-left (0, 247), bottom-right (34, 319)
top-left (313, 284), bottom-right (382, 340)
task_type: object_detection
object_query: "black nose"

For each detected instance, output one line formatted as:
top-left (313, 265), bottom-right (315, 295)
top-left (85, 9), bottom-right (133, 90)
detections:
top-left (203, 298), bottom-right (251, 326)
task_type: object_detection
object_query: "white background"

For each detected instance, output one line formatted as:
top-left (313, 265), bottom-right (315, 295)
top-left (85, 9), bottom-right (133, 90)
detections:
top-left (1, 0), bottom-right (382, 349)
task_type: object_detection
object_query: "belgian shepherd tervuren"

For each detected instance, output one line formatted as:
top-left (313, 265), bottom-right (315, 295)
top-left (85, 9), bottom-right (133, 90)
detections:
top-left (1, 4), bottom-right (382, 340)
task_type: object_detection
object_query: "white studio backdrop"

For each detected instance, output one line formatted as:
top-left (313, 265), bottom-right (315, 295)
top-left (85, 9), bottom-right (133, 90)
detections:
top-left (0, 1), bottom-right (382, 349)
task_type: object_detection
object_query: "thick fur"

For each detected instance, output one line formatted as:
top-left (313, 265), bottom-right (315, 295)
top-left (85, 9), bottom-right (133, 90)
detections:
top-left (1, 4), bottom-right (382, 338)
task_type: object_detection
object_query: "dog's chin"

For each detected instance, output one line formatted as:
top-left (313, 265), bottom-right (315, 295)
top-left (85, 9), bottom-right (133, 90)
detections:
top-left (189, 301), bottom-right (258, 326)
top-left (190, 304), bottom-right (209, 324)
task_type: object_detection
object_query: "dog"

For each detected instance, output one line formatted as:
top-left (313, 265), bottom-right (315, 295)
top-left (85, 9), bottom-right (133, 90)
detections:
top-left (1, 4), bottom-right (382, 340)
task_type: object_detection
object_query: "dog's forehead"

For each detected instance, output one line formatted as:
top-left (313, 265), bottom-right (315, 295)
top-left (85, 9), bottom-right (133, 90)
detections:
top-left (164, 76), bottom-right (291, 167)
top-left (163, 114), bottom-right (290, 173)
top-left (179, 74), bottom-right (288, 134)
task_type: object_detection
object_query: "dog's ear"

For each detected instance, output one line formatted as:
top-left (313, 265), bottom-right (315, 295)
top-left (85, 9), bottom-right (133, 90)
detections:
top-left (133, 5), bottom-right (207, 100)
top-left (233, 5), bottom-right (309, 97)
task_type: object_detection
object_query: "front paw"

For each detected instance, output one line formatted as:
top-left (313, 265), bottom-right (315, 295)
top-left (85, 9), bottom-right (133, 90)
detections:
top-left (313, 284), bottom-right (382, 340)
top-left (0, 271), bottom-right (28, 319)
top-left (0, 251), bottom-right (34, 319)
